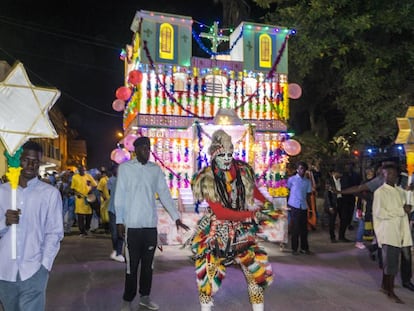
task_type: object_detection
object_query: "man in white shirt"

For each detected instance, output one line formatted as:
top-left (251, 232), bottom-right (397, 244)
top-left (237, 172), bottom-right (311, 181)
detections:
top-left (373, 163), bottom-right (413, 304)
top-left (115, 136), bottom-right (189, 311)
top-left (0, 141), bottom-right (63, 311)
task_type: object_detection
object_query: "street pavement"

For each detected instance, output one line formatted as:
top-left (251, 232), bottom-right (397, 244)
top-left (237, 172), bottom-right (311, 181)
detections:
top-left (43, 225), bottom-right (414, 311)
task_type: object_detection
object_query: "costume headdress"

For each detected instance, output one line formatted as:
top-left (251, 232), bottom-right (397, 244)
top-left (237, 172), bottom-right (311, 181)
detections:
top-left (192, 129), bottom-right (255, 206)
top-left (208, 129), bottom-right (234, 158)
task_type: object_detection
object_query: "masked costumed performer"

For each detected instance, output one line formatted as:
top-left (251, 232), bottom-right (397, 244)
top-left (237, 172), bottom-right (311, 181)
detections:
top-left (191, 129), bottom-right (279, 311)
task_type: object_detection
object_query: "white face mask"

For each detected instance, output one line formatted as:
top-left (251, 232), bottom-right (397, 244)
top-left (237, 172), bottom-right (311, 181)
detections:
top-left (215, 152), bottom-right (233, 170)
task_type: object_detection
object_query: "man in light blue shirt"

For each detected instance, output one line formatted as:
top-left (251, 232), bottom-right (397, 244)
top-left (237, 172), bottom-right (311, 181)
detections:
top-left (0, 141), bottom-right (63, 311)
top-left (287, 161), bottom-right (312, 255)
top-left (115, 136), bottom-right (189, 311)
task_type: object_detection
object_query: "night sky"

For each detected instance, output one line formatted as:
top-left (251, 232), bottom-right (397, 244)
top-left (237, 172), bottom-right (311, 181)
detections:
top-left (0, 0), bottom-right (266, 169)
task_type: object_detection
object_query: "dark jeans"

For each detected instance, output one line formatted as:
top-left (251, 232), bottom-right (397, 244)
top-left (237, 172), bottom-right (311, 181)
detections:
top-left (341, 195), bottom-right (355, 227)
top-left (337, 198), bottom-right (352, 239)
top-left (77, 213), bottom-right (92, 234)
top-left (123, 228), bottom-right (157, 301)
top-left (290, 207), bottom-right (309, 251)
top-left (328, 209), bottom-right (338, 240)
top-left (109, 212), bottom-right (124, 255)
top-left (401, 246), bottom-right (412, 284)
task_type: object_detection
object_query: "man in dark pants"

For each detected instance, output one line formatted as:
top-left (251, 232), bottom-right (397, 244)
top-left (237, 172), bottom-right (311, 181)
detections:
top-left (340, 162), bottom-right (361, 232)
top-left (324, 167), bottom-right (342, 243)
top-left (287, 161), bottom-right (313, 255)
top-left (339, 161), bottom-right (414, 292)
top-left (115, 136), bottom-right (189, 311)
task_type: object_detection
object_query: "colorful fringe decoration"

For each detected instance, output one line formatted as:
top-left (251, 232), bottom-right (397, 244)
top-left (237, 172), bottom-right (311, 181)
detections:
top-left (191, 213), bottom-right (274, 297)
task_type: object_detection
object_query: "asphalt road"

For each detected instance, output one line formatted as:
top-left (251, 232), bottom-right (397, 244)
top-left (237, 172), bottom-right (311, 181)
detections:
top-left (41, 224), bottom-right (414, 311)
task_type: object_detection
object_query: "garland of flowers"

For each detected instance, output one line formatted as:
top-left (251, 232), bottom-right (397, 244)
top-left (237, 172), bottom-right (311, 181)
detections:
top-left (142, 36), bottom-right (289, 119)
top-left (143, 41), bottom-right (212, 120)
top-left (147, 123), bottom-right (288, 198)
top-left (233, 35), bottom-right (289, 112)
top-left (151, 150), bottom-right (190, 185)
top-left (194, 121), bottom-right (209, 170)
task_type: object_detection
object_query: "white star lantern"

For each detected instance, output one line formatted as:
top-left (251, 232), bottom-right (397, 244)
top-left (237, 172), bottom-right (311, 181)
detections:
top-left (0, 62), bottom-right (60, 155)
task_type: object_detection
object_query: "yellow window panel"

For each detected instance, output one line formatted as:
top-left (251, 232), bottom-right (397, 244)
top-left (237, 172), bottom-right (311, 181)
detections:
top-left (159, 23), bottom-right (174, 60)
top-left (259, 34), bottom-right (271, 68)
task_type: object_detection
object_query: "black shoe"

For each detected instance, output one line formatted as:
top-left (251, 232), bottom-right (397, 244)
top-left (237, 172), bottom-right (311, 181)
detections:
top-left (331, 238), bottom-right (338, 243)
top-left (292, 250), bottom-right (299, 256)
top-left (300, 249), bottom-right (311, 255)
top-left (338, 238), bottom-right (352, 243)
top-left (402, 282), bottom-right (414, 291)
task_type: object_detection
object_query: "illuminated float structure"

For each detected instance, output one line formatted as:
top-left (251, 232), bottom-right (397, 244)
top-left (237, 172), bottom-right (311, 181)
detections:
top-left (112, 10), bottom-right (301, 245)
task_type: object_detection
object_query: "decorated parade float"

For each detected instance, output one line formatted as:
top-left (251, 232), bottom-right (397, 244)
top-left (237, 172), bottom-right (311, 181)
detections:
top-left (111, 10), bottom-right (302, 245)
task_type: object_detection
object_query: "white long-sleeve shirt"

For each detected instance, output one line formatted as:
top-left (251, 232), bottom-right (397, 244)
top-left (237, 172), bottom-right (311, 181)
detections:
top-left (372, 183), bottom-right (413, 248)
top-left (0, 178), bottom-right (63, 281)
top-left (114, 158), bottom-right (180, 228)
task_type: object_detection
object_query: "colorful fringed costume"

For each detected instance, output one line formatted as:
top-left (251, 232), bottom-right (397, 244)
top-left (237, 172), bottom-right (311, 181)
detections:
top-left (190, 130), bottom-right (282, 311)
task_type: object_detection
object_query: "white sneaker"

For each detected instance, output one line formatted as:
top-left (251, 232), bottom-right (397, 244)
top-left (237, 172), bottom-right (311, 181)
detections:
top-left (355, 242), bottom-right (366, 249)
top-left (110, 250), bottom-right (117, 259)
top-left (113, 254), bottom-right (125, 263)
top-left (252, 303), bottom-right (264, 311)
top-left (201, 302), bottom-right (213, 311)
top-left (139, 296), bottom-right (159, 310)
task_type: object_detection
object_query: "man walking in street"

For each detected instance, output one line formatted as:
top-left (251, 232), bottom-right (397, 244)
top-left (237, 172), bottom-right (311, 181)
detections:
top-left (115, 136), bottom-right (189, 311)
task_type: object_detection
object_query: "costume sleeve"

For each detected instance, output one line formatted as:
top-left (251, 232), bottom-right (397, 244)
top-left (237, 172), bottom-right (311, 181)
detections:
top-left (208, 200), bottom-right (254, 220)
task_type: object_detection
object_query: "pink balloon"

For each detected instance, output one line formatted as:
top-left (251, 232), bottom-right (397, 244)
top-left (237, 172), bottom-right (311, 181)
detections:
top-left (282, 139), bottom-right (301, 156)
top-left (112, 99), bottom-right (125, 112)
top-left (123, 133), bottom-right (138, 151)
top-left (110, 148), bottom-right (131, 164)
top-left (115, 86), bottom-right (132, 101)
top-left (128, 70), bottom-right (143, 85)
top-left (288, 83), bottom-right (302, 99)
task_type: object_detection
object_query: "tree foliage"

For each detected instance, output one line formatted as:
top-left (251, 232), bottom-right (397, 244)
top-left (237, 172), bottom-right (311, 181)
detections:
top-left (254, 0), bottom-right (414, 148)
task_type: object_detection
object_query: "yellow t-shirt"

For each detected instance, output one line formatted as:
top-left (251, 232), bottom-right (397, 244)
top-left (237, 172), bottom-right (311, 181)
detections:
top-left (71, 173), bottom-right (97, 214)
top-left (97, 175), bottom-right (110, 201)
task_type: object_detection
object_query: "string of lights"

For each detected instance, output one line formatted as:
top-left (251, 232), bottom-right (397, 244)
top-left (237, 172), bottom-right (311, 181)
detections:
top-left (191, 27), bottom-right (243, 56)
top-left (0, 47), bottom-right (122, 118)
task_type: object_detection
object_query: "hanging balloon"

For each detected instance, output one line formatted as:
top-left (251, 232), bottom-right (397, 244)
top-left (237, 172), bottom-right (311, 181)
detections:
top-left (288, 83), bottom-right (302, 99)
top-left (112, 99), bottom-right (125, 112)
top-left (128, 70), bottom-right (143, 85)
top-left (282, 139), bottom-right (301, 156)
top-left (110, 148), bottom-right (131, 164)
top-left (115, 86), bottom-right (132, 101)
top-left (123, 133), bottom-right (138, 151)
